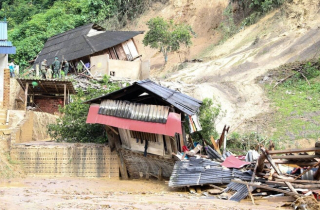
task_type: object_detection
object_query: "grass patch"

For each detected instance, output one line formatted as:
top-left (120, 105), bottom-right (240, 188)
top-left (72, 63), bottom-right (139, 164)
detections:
top-left (264, 60), bottom-right (320, 143)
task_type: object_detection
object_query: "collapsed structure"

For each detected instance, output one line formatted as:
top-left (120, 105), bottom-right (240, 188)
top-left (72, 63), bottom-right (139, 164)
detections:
top-left (34, 23), bottom-right (149, 80)
top-left (85, 79), bottom-right (202, 179)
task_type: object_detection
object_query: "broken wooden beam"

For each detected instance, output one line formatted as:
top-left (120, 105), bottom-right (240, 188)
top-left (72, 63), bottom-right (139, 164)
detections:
top-left (271, 155), bottom-right (319, 159)
top-left (231, 179), bottom-right (301, 198)
top-left (267, 147), bottom-right (320, 155)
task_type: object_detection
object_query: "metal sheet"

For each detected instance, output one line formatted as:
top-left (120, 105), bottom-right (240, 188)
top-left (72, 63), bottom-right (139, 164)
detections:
top-left (0, 46), bottom-right (16, 54)
top-left (0, 40), bottom-right (13, 47)
top-left (99, 99), bottom-right (170, 123)
top-left (0, 21), bottom-right (8, 40)
top-left (87, 105), bottom-right (181, 136)
top-left (221, 155), bottom-right (251, 169)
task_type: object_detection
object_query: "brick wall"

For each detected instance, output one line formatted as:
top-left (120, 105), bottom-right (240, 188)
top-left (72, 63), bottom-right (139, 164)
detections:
top-left (3, 69), bottom-right (10, 108)
top-left (34, 97), bottom-right (64, 114)
top-left (10, 144), bottom-right (119, 177)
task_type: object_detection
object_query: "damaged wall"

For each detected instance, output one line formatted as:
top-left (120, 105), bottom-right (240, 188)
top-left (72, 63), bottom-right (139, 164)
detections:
top-left (90, 54), bottom-right (150, 80)
top-left (10, 143), bottom-right (119, 177)
top-left (34, 96), bottom-right (64, 114)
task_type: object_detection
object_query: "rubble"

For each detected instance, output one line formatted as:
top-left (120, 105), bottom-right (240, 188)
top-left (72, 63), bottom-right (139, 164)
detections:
top-left (168, 125), bottom-right (320, 208)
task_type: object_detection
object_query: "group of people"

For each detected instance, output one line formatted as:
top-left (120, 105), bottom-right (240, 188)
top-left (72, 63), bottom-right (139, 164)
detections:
top-left (40, 57), bottom-right (69, 79)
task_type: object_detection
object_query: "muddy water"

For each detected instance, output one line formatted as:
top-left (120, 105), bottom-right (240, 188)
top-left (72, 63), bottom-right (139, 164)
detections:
top-left (0, 177), bottom-right (287, 210)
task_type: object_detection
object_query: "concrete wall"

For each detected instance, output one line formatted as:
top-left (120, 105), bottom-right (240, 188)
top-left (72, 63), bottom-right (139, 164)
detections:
top-left (90, 54), bottom-right (150, 80)
top-left (0, 54), bottom-right (8, 107)
top-left (10, 143), bottom-right (119, 177)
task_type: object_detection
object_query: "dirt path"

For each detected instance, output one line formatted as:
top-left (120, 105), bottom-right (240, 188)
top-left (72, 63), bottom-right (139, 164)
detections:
top-left (0, 177), bottom-right (287, 210)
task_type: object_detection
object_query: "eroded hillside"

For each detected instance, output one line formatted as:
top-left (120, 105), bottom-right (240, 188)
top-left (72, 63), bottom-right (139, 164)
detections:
top-left (127, 0), bottom-right (320, 139)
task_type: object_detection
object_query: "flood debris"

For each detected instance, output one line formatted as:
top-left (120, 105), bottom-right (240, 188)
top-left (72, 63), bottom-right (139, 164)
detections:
top-left (168, 127), bottom-right (320, 208)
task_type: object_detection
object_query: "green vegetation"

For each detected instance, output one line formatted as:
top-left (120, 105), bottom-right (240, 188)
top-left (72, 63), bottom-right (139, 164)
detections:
top-left (1, 0), bottom-right (165, 69)
top-left (143, 17), bottom-right (194, 64)
top-left (47, 76), bottom-right (121, 143)
top-left (263, 59), bottom-right (320, 144)
top-left (185, 98), bottom-right (222, 145)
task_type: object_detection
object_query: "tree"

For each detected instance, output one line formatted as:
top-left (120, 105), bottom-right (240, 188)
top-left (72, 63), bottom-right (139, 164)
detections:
top-left (184, 98), bottom-right (222, 145)
top-left (143, 17), bottom-right (193, 64)
top-left (47, 76), bottom-right (121, 143)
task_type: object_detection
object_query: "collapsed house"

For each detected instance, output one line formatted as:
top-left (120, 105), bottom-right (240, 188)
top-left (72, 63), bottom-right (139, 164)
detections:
top-left (85, 79), bottom-right (202, 179)
top-left (34, 23), bottom-right (149, 80)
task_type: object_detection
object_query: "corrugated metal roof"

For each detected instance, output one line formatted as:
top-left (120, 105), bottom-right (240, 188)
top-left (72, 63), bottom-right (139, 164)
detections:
top-left (87, 105), bottom-right (182, 136)
top-left (0, 40), bottom-right (13, 47)
top-left (0, 21), bottom-right (8, 40)
top-left (99, 99), bottom-right (170, 123)
top-left (0, 46), bottom-right (16, 54)
top-left (85, 79), bottom-right (202, 116)
top-left (137, 80), bottom-right (202, 115)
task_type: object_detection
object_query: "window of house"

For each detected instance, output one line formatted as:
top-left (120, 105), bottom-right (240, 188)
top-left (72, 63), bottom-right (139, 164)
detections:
top-left (130, 131), bottom-right (158, 142)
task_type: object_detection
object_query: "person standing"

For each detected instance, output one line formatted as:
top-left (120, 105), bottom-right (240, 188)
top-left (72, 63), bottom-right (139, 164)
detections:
top-left (52, 57), bottom-right (61, 78)
top-left (40, 59), bottom-right (47, 79)
top-left (62, 59), bottom-right (69, 77)
top-left (8, 60), bottom-right (15, 78)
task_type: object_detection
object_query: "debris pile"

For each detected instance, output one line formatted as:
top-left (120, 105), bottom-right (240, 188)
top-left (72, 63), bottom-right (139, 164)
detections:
top-left (168, 126), bottom-right (320, 208)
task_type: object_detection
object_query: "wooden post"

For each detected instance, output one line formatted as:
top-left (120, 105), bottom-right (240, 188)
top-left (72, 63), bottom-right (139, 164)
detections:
top-left (24, 82), bottom-right (29, 110)
top-left (67, 89), bottom-right (69, 105)
top-left (314, 142), bottom-right (320, 180)
top-left (64, 84), bottom-right (66, 106)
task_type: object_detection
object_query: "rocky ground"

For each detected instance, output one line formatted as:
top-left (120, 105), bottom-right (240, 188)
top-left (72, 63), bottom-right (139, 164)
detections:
top-left (0, 177), bottom-right (289, 210)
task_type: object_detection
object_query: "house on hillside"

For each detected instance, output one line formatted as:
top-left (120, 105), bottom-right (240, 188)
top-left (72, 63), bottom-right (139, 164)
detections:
top-left (85, 79), bottom-right (202, 179)
top-left (34, 23), bottom-right (149, 80)
top-left (0, 20), bottom-right (16, 108)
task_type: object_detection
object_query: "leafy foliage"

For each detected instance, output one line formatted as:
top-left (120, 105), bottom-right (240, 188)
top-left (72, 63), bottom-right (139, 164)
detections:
top-left (184, 98), bottom-right (222, 145)
top-left (1, 0), bottom-right (165, 69)
top-left (143, 17), bottom-right (194, 63)
top-left (47, 77), bottom-right (121, 143)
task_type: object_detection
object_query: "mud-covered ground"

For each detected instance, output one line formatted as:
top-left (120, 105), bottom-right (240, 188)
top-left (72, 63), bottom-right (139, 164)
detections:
top-left (0, 177), bottom-right (288, 210)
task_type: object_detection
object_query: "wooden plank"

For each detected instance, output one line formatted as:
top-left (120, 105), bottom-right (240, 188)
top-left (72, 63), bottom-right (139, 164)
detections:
top-left (107, 125), bottom-right (119, 135)
top-left (64, 84), bottom-right (66, 106)
top-left (231, 180), bottom-right (301, 198)
top-left (274, 179), bottom-right (320, 184)
top-left (273, 160), bottom-right (317, 166)
top-left (265, 196), bottom-right (295, 202)
top-left (246, 184), bottom-right (255, 205)
top-left (118, 151), bottom-right (129, 180)
top-left (266, 181), bottom-right (320, 189)
top-left (24, 82), bottom-right (29, 110)
top-left (267, 147), bottom-right (320, 155)
top-left (210, 136), bottom-right (221, 155)
top-left (271, 155), bottom-right (319, 159)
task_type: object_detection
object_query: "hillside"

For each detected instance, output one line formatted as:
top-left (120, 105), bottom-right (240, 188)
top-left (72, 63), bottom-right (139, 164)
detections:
top-left (127, 0), bottom-right (320, 144)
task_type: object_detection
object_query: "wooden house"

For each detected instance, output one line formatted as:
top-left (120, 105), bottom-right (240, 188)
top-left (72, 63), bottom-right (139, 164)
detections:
top-left (85, 79), bottom-right (202, 179)
top-left (34, 24), bottom-right (146, 79)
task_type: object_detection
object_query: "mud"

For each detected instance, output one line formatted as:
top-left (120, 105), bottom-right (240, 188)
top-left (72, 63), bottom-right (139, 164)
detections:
top-left (0, 177), bottom-right (288, 210)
